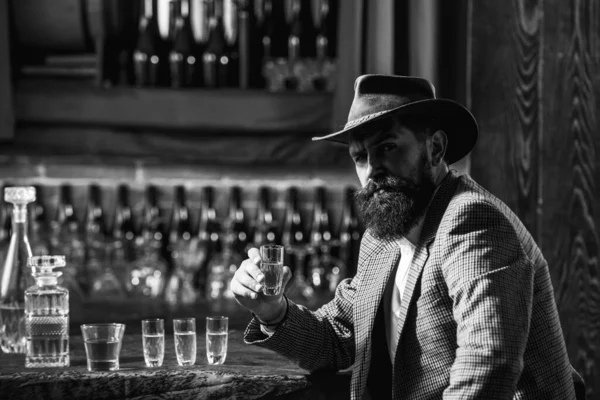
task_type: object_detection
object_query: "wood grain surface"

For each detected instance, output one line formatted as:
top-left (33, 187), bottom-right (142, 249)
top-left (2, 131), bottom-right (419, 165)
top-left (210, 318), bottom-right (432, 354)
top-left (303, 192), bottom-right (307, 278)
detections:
top-left (469, 1), bottom-right (600, 398)
top-left (0, 331), bottom-right (350, 400)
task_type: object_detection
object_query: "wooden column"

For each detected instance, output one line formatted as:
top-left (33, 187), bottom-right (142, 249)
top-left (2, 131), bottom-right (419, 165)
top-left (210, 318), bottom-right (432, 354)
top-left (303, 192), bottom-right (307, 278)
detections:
top-left (469, 1), bottom-right (600, 398)
top-left (0, 0), bottom-right (14, 141)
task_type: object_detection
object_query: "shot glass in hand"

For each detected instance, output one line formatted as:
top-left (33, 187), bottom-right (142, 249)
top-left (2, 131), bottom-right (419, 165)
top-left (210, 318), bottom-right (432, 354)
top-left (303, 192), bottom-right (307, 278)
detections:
top-left (80, 323), bottom-right (126, 372)
top-left (173, 318), bottom-right (196, 366)
top-left (141, 318), bottom-right (165, 367)
top-left (206, 316), bottom-right (228, 365)
top-left (259, 244), bottom-right (284, 296)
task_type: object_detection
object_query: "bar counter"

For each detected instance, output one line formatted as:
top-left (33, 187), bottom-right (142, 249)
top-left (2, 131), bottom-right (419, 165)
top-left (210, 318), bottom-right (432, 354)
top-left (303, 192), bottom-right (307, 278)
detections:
top-left (0, 297), bottom-right (350, 399)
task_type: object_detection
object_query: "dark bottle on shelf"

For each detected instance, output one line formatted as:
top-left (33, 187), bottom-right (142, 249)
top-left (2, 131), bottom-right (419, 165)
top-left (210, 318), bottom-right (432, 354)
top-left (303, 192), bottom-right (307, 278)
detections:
top-left (168, 185), bottom-right (193, 245)
top-left (338, 186), bottom-right (362, 277)
top-left (226, 186), bottom-right (249, 256)
top-left (170, 0), bottom-right (202, 88)
top-left (28, 185), bottom-right (51, 257)
top-left (51, 184), bottom-right (86, 299)
top-left (223, 0), bottom-right (240, 87)
top-left (238, 0), bottom-right (263, 88)
top-left (253, 186), bottom-right (278, 247)
top-left (84, 185), bottom-right (107, 292)
top-left (129, 185), bottom-right (168, 298)
top-left (165, 185), bottom-right (199, 307)
top-left (281, 186), bottom-right (313, 300)
top-left (296, 0), bottom-right (316, 58)
top-left (308, 186), bottom-right (343, 295)
top-left (195, 186), bottom-right (221, 295)
top-left (133, 0), bottom-right (168, 87)
top-left (203, 0), bottom-right (236, 88)
top-left (112, 184), bottom-right (137, 259)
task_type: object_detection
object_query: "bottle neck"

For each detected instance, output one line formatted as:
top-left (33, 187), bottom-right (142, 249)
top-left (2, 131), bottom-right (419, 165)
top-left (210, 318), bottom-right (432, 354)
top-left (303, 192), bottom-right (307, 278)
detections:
top-left (11, 205), bottom-right (29, 238)
top-left (35, 276), bottom-right (59, 287)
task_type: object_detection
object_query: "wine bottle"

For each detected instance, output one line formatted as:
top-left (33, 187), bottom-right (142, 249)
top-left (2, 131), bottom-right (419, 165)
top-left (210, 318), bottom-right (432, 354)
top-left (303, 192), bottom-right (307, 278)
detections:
top-left (52, 184), bottom-right (86, 298)
top-left (225, 186), bottom-right (249, 256)
top-left (203, 0), bottom-right (235, 87)
top-left (84, 184), bottom-right (108, 296)
top-left (129, 185), bottom-right (168, 298)
top-left (338, 186), bottom-right (362, 278)
top-left (281, 186), bottom-right (313, 300)
top-left (134, 0), bottom-right (168, 86)
top-left (308, 186), bottom-right (343, 295)
top-left (253, 186), bottom-right (278, 247)
top-left (112, 184), bottom-right (137, 259)
top-left (195, 186), bottom-right (221, 295)
top-left (170, 0), bottom-right (201, 87)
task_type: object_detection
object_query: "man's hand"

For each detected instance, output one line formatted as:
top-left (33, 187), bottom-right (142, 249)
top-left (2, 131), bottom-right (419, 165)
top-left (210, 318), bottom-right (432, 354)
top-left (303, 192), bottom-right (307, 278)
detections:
top-left (231, 247), bottom-right (292, 323)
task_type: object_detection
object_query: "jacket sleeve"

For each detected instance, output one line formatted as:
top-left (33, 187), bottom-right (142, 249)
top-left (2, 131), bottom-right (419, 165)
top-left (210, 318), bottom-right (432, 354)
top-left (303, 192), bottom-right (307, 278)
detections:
top-left (439, 200), bottom-right (535, 399)
top-left (244, 271), bottom-right (360, 372)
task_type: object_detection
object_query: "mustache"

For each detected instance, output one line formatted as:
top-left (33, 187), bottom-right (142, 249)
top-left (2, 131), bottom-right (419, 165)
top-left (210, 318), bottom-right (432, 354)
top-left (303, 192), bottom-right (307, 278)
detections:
top-left (355, 175), bottom-right (415, 200)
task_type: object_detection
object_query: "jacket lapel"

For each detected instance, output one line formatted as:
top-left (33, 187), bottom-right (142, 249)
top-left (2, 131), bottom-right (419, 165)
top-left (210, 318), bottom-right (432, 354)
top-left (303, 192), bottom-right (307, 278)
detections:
top-left (354, 234), bottom-right (401, 398)
top-left (392, 171), bottom-right (460, 370)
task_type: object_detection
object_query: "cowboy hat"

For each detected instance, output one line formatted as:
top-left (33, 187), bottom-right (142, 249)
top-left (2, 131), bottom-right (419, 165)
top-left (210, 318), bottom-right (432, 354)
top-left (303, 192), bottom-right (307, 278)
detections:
top-left (312, 74), bottom-right (478, 164)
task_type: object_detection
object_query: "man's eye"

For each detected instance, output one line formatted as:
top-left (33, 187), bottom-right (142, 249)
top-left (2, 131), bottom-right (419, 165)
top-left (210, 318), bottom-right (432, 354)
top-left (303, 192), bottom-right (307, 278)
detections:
top-left (382, 143), bottom-right (396, 151)
top-left (353, 155), bottom-right (366, 163)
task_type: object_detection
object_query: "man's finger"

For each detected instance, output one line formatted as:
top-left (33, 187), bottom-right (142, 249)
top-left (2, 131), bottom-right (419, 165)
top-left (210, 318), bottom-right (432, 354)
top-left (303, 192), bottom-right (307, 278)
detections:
top-left (282, 266), bottom-right (293, 288)
top-left (231, 277), bottom-right (259, 300)
top-left (247, 247), bottom-right (261, 264)
top-left (245, 260), bottom-right (265, 283)
top-left (235, 268), bottom-right (263, 293)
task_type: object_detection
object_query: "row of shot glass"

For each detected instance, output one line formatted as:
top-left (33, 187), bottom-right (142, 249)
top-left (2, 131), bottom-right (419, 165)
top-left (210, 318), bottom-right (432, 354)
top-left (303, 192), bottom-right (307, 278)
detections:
top-left (80, 316), bottom-right (228, 372)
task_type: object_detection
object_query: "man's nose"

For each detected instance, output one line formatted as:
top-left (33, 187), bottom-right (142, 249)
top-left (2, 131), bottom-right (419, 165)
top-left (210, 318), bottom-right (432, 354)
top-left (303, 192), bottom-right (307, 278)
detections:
top-left (366, 155), bottom-right (386, 181)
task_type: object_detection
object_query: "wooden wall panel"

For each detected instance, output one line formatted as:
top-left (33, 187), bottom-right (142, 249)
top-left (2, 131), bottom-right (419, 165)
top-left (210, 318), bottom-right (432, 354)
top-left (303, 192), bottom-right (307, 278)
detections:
top-left (541, 0), bottom-right (600, 398)
top-left (0, 0), bottom-right (14, 141)
top-left (470, 0), bottom-right (599, 397)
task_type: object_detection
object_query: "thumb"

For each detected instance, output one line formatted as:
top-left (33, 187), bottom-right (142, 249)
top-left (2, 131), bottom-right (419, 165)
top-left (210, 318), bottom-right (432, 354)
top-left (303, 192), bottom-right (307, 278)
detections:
top-left (282, 266), bottom-right (293, 288)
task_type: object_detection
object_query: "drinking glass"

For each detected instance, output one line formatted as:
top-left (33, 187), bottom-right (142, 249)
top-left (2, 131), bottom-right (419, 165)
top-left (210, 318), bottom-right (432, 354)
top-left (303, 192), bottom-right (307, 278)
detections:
top-left (206, 316), bottom-right (228, 365)
top-left (141, 318), bottom-right (164, 367)
top-left (260, 244), bottom-right (284, 296)
top-left (173, 317), bottom-right (196, 366)
top-left (80, 323), bottom-right (126, 371)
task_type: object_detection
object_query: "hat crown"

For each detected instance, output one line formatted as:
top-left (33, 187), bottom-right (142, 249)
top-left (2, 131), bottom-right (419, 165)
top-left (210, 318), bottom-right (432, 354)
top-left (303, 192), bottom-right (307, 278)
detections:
top-left (346, 75), bottom-right (437, 127)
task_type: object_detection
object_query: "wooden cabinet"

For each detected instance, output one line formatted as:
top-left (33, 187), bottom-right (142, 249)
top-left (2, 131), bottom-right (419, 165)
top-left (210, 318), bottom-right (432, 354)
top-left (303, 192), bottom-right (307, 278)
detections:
top-left (2, 0), bottom-right (366, 140)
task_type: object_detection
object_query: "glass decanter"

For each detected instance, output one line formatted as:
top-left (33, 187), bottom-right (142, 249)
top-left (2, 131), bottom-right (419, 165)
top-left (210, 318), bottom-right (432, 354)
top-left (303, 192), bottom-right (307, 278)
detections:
top-left (25, 255), bottom-right (69, 368)
top-left (0, 186), bottom-right (36, 354)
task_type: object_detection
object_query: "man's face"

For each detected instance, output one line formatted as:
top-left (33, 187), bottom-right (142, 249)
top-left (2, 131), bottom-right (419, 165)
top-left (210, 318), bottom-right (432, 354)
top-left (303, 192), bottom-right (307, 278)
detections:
top-left (349, 119), bottom-right (437, 241)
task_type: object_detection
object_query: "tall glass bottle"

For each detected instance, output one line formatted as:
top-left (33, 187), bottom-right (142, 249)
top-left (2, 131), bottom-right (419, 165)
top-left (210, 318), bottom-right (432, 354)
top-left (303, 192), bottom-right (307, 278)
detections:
top-left (134, 0), bottom-right (168, 86)
top-left (84, 184), bottom-right (107, 295)
top-left (51, 184), bottom-right (85, 300)
top-left (307, 186), bottom-right (343, 296)
top-left (253, 186), bottom-right (278, 247)
top-left (194, 186), bottom-right (220, 296)
top-left (129, 185), bottom-right (168, 298)
top-left (0, 186), bottom-right (35, 354)
top-left (165, 186), bottom-right (199, 307)
top-left (338, 186), bottom-right (362, 278)
top-left (203, 0), bottom-right (235, 87)
top-left (25, 255), bottom-right (69, 368)
top-left (170, 0), bottom-right (201, 88)
top-left (226, 186), bottom-right (249, 256)
top-left (112, 184), bottom-right (137, 263)
top-left (281, 186), bottom-right (313, 301)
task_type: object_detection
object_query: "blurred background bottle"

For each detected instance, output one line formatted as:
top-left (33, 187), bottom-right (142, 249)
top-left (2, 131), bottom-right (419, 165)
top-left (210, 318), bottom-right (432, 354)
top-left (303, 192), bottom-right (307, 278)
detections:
top-left (170, 0), bottom-right (201, 88)
top-left (134, 0), bottom-right (169, 86)
top-left (253, 186), bottom-right (278, 247)
top-left (281, 186), bottom-right (313, 301)
top-left (51, 185), bottom-right (85, 301)
top-left (130, 186), bottom-right (168, 298)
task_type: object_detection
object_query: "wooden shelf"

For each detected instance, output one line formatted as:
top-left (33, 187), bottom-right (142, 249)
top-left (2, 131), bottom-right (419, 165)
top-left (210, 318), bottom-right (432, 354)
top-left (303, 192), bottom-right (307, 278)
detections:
top-left (14, 79), bottom-right (334, 133)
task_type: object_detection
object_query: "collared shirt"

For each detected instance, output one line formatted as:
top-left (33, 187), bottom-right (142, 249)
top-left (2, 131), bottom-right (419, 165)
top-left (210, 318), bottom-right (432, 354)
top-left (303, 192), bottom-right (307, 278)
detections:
top-left (383, 237), bottom-right (417, 361)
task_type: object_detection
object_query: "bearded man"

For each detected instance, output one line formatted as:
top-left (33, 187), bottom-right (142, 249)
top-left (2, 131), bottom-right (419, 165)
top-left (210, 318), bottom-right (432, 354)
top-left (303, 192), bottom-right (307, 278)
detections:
top-left (230, 75), bottom-right (583, 399)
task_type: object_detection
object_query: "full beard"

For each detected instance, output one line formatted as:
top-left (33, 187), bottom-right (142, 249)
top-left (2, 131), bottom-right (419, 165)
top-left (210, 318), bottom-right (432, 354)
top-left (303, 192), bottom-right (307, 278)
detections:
top-left (354, 160), bottom-right (437, 242)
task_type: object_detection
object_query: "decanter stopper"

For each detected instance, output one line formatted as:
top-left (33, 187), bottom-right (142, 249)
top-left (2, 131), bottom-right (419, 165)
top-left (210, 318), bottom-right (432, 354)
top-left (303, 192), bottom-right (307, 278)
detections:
top-left (4, 187), bottom-right (36, 205)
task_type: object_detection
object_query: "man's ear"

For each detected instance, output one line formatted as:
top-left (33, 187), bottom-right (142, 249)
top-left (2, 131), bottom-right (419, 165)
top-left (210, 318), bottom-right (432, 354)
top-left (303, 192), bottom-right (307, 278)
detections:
top-left (431, 130), bottom-right (448, 166)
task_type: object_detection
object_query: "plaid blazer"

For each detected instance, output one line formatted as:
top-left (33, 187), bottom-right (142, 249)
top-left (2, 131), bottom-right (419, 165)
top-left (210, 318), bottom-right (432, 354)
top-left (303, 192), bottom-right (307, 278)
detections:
top-left (245, 172), bottom-right (576, 399)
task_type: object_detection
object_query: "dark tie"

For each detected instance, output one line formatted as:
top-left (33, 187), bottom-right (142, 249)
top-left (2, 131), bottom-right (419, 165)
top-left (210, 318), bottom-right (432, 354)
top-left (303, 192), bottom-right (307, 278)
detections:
top-left (366, 298), bottom-right (393, 398)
